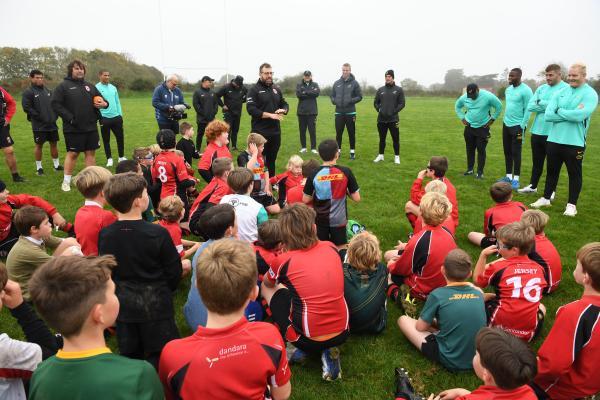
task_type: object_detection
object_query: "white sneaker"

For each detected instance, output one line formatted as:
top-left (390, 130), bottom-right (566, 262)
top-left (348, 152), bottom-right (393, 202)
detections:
top-left (518, 184), bottom-right (537, 194)
top-left (61, 182), bottom-right (71, 192)
top-left (299, 148), bottom-right (307, 153)
top-left (550, 191), bottom-right (556, 201)
top-left (311, 149), bottom-right (318, 154)
top-left (106, 158), bottom-right (113, 167)
top-left (530, 197), bottom-right (551, 208)
top-left (373, 154), bottom-right (384, 163)
top-left (563, 203), bottom-right (577, 217)
top-left (394, 155), bottom-right (400, 164)
top-left (118, 157), bottom-right (127, 162)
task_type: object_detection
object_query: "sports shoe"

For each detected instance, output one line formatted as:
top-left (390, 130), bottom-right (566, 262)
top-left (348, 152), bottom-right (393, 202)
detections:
top-left (400, 285), bottom-right (418, 318)
top-left (61, 182), bottom-right (71, 192)
top-left (550, 191), bottom-right (556, 201)
top-left (54, 165), bottom-right (64, 171)
top-left (463, 170), bottom-right (474, 176)
top-left (394, 368), bottom-right (423, 400)
top-left (394, 155), bottom-right (400, 164)
top-left (349, 153), bottom-right (355, 160)
top-left (321, 347), bottom-right (342, 381)
top-left (518, 184), bottom-right (537, 194)
top-left (563, 203), bottom-right (577, 217)
top-left (36, 168), bottom-right (44, 176)
top-left (511, 179), bottom-right (520, 190)
top-left (118, 157), bottom-right (127, 162)
top-left (286, 342), bottom-right (308, 364)
top-left (373, 154), bottom-right (384, 163)
top-left (12, 174), bottom-right (25, 183)
top-left (497, 176), bottom-right (512, 183)
top-left (299, 148), bottom-right (307, 153)
top-left (475, 173), bottom-right (484, 180)
top-left (311, 149), bottom-right (318, 154)
top-left (530, 197), bottom-right (551, 208)
top-left (106, 158), bottom-right (113, 167)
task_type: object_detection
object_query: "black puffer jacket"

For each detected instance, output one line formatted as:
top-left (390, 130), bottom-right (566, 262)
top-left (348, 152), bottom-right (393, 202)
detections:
top-left (330, 74), bottom-right (362, 113)
top-left (192, 87), bottom-right (219, 123)
top-left (22, 85), bottom-right (58, 131)
top-left (374, 83), bottom-right (405, 123)
top-left (51, 77), bottom-right (106, 133)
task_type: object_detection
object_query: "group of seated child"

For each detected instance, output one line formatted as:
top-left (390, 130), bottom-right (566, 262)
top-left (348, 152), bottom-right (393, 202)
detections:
top-left (0, 125), bottom-right (599, 400)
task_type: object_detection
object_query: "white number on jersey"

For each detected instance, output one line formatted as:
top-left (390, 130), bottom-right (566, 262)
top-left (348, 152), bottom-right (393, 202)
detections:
top-left (158, 166), bottom-right (168, 183)
top-left (506, 276), bottom-right (542, 303)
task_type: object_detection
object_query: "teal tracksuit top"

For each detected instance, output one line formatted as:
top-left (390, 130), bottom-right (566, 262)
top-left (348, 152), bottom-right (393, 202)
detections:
top-left (503, 83), bottom-right (533, 129)
top-left (95, 82), bottom-right (122, 118)
top-left (527, 81), bottom-right (569, 136)
top-left (455, 90), bottom-right (503, 128)
top-left (545, 83), bottom-right (598, 147)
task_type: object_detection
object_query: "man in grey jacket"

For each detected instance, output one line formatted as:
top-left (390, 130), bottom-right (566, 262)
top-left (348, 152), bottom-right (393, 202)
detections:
top-left (296, 70), bottom-right (320, 153)
top-left (330, 63), bottom-right (362, 160)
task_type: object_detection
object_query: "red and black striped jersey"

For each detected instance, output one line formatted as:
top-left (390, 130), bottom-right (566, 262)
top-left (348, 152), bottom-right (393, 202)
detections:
top-left (483, 201), bottom-right (526, 236)
top-left (528, 234), bottom-right (562, 294)
top-left (534, 295), bottom-right (600, 400)
top-left (152, 151), bottom-right (193, 199)
top-left (456, 384), bottom-right (536, 400)
top-left (410, 176), bottom-right (459, 228)
top-left (189, 176), bottom-right (232, 217)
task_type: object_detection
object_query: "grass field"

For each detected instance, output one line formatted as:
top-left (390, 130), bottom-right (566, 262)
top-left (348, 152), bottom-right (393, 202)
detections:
top-left (1, 94), bottom-right (599, 399)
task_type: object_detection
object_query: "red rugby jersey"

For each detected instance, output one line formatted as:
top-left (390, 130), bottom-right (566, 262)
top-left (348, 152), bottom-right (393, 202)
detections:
top-left (286, 183), bottom-right (311, 207)
top-left (409, 177), bottom-right (459, 228)
top-left (457, 384), bottom-right (537, 400)
top-left (528, 234), bottom-right (562, 294)
top-left (152, 151), bottom-right (193, 199)
top-left (189, 176), bottom-right (232, 217)
top-left (476, 255), bottom-right (547, 341)
top-left (266, 241), bottom-right (349, 340)
top-left (159, 318), bottom-right (290, 400)
top-left (483, 201), bottom-right (526, 236)
top-left (414, 215), bottom-right (456, 235)
top-left (534, 295), bottom-right (600, 400)
top-left (159, 220), bottom-right (184, 258)
top-left (197, 142), bottom-right (232, 171)
top-left (270, 171), bottom-right (303, 206)
top-left (253, 243), bottom-right (279, 279)
top-left (74, 202), bottom-right (117, 256)
top-left (1, 194), bottom-right (57, 241)
top-left (388, 224), bottom-right (457, 300)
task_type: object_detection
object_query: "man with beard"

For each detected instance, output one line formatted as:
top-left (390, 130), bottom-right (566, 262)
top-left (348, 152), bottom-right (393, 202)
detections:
top-left (22, 69), bottom-right (62, 176)
top-left (531, 63), bottom-right (598, 217)
top-left (373, 69), bottom-right (405, 164)
top-left (246, 63), bottom-right (288, 176)
top-left (51, 60), bottom-right (108, 192)
top-left (498, 68), bottom-right (533, 189)
top-left (216, 75), bottom-right (247, 150)
top-left (455, 83), bottom-right (503, 179)
top-left (192, 76), bottom-right (218, 152)
top-left (296, 70), bottom-right (320, 154)
top-left (331, 63), bottom-right (362, 160)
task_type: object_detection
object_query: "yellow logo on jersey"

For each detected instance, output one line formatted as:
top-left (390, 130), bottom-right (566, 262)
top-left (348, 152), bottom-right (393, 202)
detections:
top-left (449, 293), bottom-right (479, 300)
top-left (317, 173), bottom-right (344, 182)
top-left (252, 167), bottom-right (264, 174)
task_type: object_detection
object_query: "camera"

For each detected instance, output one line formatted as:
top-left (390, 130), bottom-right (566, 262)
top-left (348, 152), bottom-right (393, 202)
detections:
top-left (168, 103), bottom-right (191, 121)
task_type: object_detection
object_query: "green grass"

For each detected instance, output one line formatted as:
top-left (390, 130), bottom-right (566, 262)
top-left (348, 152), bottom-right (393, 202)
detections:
top-left (1, 94), bottom-right (599, 399)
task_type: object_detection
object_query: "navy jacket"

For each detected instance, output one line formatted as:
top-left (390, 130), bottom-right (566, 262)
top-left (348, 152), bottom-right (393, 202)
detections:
top-left (152, 82), bottom-right (185, 123)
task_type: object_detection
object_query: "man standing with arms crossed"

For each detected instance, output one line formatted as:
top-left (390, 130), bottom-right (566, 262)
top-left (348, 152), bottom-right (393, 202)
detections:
top-left (530, 63), bottom-right (598, 217)
top-left (246, 63), bottom-right (288, 176)
top-left (216, 75), bottom-right (246, 150)
top-left (519, 64), bottom-right (568, 196)
top-left (455, 83), bottom-right (503, 179)
top-left (373, 69), bottom-right (405, 165)
top-left (21, 69), bottom-right (62, 176)
top-left (331, 63), bottom-right (362, 160)
top-left (96, 70), bottom-right (125, 167)
top-left (0, 86), bottom-right (24, 182)
top-left (498, 68), bottom-right (533, 190)
top-left (296, 70), bottom-right (320, 154)
top-left (192, 76), bottom-right (218, 152)
top-left (52, 60), bottom-right (108, 192)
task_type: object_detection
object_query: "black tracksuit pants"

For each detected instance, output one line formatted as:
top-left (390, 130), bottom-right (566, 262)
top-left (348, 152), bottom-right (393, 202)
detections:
top-left (543, 142), bottom-right (585, 205)
top-left (224, 112), bottom-right (241, 148)
top-left (463, 126), bottom-right (490, 174)
top-left (529, 133), bottom-right (548, 188)
top-left (100, 116), bottom-right (124, 159)
top-left (502, 124), bottom-right (523, 176)
top-left (196, 120), bottom-right (213, 151)
top-left (298, 115), bottom-right (317, 149)
top-left (377, 121), bottom-right (400, 155)
top-left (335, 114), bottom-right (356, 150)
top-left (263, 134), bottom-right (281, 177)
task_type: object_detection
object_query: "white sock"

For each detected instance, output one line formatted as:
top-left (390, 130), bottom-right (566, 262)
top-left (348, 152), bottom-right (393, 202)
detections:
top-left (350, 149), bottom-right (355, 154)
top-left (513, 175), bottom-right (519, 180)
top-left (63, 175), bottom-right (72, 184)
top-left (53, 158), bottom-right (60, 168)
top-left (35, 161), bottom-right (42, 169)
top-left (506, 173), bottom-right (512, 179)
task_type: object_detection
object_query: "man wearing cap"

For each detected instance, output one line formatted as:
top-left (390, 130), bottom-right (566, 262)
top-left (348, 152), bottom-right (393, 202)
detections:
top-left (455, 83), bottom-right (502, 179)
top-left (246, 62), bottom-right (289, 176)
top-left (152, 74), bottom-right (186, 133)
top-left (331, 63), bottom-right (362, 160)
top-left (216, 75), bottom-right (247, 150)
top-left (498, 68), bottom-right (533, 189)
top-left (1, 85), bottom-right (25, 182)
top-left (296, 70), bottom-right (320, 153)
top-left (96, 69), bottom-right (126, 167)
top-left (373, 69), bottom-right (405, 164)
top-left (192, 76), bottom-right (219, 152)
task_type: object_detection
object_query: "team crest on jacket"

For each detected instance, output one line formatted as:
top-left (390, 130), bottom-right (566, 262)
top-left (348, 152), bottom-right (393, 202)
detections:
top-left (273, 88), bottom-right (277, 94)
top-left (85, 86), bottom-right (90, 91)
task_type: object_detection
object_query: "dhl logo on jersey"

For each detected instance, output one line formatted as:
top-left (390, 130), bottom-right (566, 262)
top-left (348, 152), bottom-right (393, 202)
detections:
top-left (449, 293), bottom-right (479, 300)
top-left (316, 173), bottom-right (344, 182)
top-left (252, 167), bottom-right (264, 174)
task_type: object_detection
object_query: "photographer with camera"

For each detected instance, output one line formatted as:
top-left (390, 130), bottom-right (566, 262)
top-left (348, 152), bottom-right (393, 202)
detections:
top-left (152, 75), bottom-right (189, 133)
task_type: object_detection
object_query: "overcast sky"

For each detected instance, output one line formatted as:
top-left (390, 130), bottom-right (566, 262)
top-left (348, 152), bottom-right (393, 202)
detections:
top-left (4, 0), bottom-right (600, 86)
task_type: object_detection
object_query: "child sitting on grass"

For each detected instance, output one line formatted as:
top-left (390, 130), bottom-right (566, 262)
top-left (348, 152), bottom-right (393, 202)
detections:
top-left (158, 195), bottom-right (200, 269)
top-left (270, 154), bottom-right (304, 208)
top-left (397, 249), bottom-right (486, 371)
top-left (473, 221), bottom-right (547, 342)
top-left (468, 181), bottom-right (526, 248)
top-left (27, 256), bottom-right (163, 399)
top-left (343, 231), bottom-right (388, 334)
top-left (73, 166), bottom-right (116, 256)
top-left (253, 219), bottom-right (283, 280)
top-left (197, 120), bottom-right (232, 183)
top-left (152, 129), bottom-right (196, 200)
top-left (413, 180), bottom-right (455, 235)
top-left (286, 158), bottom-right (319, 206)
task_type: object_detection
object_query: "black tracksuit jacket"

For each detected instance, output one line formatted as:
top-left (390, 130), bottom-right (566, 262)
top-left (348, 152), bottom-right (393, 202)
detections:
top-left (22, 85), bottom-right (58, 131)
top-left (51, 76), bottom-right (107, 133)
top-left (246, 79), bottom-right (289, 137)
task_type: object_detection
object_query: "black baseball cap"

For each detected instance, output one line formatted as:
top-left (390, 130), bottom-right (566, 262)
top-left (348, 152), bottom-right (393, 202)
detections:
top-left (303, 70), bottom-right (312, 76)
top-left (201, 76), bottom-right (214, 82)
top-left (233, 75), bottom-right (244, 85)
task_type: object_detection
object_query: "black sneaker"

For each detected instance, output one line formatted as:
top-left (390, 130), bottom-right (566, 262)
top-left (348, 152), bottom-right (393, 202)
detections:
top-left (475, 172), bottom-right (484, 180)
top-left (463, 170), bottom-right (474, 176)
top-left (37, 168), bottom-right (44, 176)
top-left (394, 368), bottom-right (424, 400)
top-left (12, 174), bottom-right (25, 183)
top-left (350, 153), bottom-right (355, 160)
top-left (54, 165), bottom-right (64, 171)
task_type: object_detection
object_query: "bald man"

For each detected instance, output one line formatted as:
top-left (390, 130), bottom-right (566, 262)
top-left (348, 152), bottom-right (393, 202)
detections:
top-left (152, 74), bottom-right (186, 133)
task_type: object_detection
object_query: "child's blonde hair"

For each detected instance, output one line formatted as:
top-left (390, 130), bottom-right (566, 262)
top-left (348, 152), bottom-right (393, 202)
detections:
top-left (425, 179), bottom-right (447, 194)
top-left (287, 155), bottom-right (303, 171)
top-left (73, 166), bottom-right (112, 199)
top-left (158, 195), bottom-right (185, 222)
top-left (420, 192), bottom-right (452, 226)
top-left (148, 144), bottom-right (161, 156)
top-left (347, 231), bottom-right (381, 272)
top-left (520, 210), bottom-right (549, 235)
top-left (247, 132), bottom-right (267, 147)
